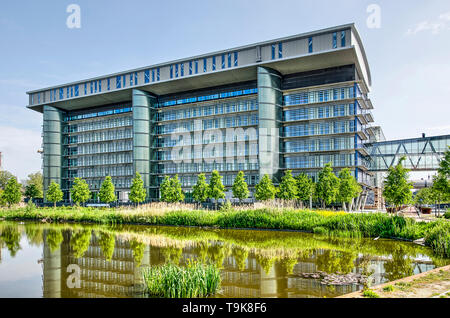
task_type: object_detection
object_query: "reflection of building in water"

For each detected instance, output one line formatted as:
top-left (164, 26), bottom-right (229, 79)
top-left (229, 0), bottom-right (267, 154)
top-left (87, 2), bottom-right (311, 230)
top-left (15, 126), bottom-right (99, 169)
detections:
top-left (41, 231), bottom-right (439, 298)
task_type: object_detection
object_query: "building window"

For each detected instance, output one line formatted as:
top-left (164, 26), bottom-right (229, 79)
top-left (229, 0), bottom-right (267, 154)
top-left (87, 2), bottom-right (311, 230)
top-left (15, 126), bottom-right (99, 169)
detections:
top-left (278, 43), bottom-right (283, 58)
top-left (203, 58), bottom-right (207, 72)
top-left (135, 72), bottom-right (138, 85)
top-left (341, 31), bottom-right (346, 47)
top-left (157, 68), bottom-right (160, 81)
top-left (90, 82), bottom-right (93, 94)
top-left (144, 70), bottom-right (150, 83)
top-left (308, 37), bottom-right (313, 53)
top-left (130, 73), bottom-right (133, 86)
top-left (189, 61), bottom-right (193, 75)
top-left (222, 54), bottom-right (225, 69)
top-left (195, 60), bottom-right (198, 74)
top-left (122, 75), bottom-right (126, 87)
top-left (234, 52), bottom-right (238, 67)
top-left (107, 78), bottom-right (111, 90)
top-left (66, 87), bottom-right (70, 98)
top-left (74, 85), bottom-right (79, 96)
top-left (152, 69), bottom-right (155, 82)
top-left (175, 64), bottom-right (178, 78)
top-left (212, 56), bottom-right (216, 71)
top-left (37, 93), bottom-right (40, 104)
top-left (333, 32), bottom-right (337, 49)
top-left (116, 76), bottom-right (121, 89)
top-left (98, 80), bottom-right (102, 92)
top-left (60, 88), bottom-right (64, 100)
top-left (271, 44), bottom-right (276, 60)
top-left (170, 65), bottom-right (173, 79)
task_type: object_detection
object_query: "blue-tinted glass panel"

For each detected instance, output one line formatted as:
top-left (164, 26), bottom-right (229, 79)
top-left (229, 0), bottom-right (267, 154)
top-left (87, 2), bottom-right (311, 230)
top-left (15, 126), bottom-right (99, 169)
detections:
top-left (157, 68), bottom-right (160, 81)
top-left (84, 83), bottom-right (87, 95)
top-left (278, 43), bottom-right (283, 58)
top-left (170, 65), bottom-right (173, 79)
top-left (195, 61), bottom-right (198, 74)
top-left (60, 88), bottom-right (64, 100)
top-left (107, 78), bottom-right (111, 90)
top-left (180, 64), bottom-right (184, 76)
top-left (175, 64), bottom-right (178, 78)
top-left (116, 76), bottom-right (121, 89)
top-left (333, 32), bottom-right (337, 49)
top-left (341, 31), bottom-right (346, 47)
top-left (189, 61), bottom-right (193, 75)
top-left (222, 54), bottom-right (225, 69)
top-left (135, 72), bottom-right (138, 85)
top-left (74, 85), bottom-right (79, 96)
top-left (234, 52), bottom-right (238, 67)
top-left (308, 37), bottom-right (313, 53)
top-left (212, 56), bottom-right (216, 71)
top-left (227, 53), bottom-right (231, 68)
top-left (152, 69), bottom-right (155, 82)
top-left (203, 58), bottom-right (207, 72)
top-left (144, 70), bottom-right (150, 83)
top-left (271, 44), bottom-right (276, 60)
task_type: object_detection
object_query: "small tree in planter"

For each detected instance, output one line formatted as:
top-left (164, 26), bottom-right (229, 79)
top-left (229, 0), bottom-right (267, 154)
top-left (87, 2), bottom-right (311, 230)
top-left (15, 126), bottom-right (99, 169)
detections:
top-left (46, 181), bottom-right (64, 208)
top-left (232, 171), bottom-right (249, 204)
top-left (70, 178), bottom-right (91, 207)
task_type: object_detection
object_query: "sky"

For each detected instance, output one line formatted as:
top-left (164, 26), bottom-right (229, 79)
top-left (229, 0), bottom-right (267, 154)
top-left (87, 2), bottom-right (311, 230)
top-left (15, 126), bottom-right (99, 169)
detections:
top-left (0, 0), bottom-right (449, 181)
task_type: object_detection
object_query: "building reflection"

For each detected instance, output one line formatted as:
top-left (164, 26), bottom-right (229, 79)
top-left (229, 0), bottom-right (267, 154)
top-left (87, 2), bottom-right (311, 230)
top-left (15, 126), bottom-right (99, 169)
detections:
top-left (40, 229), bottom-right (437, 298)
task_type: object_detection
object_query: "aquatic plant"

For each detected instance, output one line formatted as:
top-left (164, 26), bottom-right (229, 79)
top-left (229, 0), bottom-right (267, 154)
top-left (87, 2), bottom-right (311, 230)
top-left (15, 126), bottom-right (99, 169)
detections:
top-left (142, 260), bottom-right (221, 298)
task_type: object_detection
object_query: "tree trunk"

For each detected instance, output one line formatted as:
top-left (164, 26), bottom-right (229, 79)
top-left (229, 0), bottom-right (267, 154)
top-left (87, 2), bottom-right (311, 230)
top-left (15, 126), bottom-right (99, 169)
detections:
top-left (342, 202), bottom-right (346, 212)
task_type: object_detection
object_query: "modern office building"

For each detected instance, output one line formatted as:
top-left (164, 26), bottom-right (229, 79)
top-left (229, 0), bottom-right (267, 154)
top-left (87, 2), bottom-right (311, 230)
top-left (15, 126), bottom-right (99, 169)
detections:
top-left (27, 23), bottom-right (380, 202)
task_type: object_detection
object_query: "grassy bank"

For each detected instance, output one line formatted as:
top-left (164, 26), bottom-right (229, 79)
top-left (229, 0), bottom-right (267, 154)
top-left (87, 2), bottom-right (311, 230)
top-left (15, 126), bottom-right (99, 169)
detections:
top-left (1, 205), bottom-right (449, 257)
top-left (142, 261), bottom-right (221, 298)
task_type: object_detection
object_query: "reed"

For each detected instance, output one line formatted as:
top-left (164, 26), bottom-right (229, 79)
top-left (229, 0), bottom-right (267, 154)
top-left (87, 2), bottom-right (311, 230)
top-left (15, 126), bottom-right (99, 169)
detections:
top-left (142, 260), bottom-right (221, 298)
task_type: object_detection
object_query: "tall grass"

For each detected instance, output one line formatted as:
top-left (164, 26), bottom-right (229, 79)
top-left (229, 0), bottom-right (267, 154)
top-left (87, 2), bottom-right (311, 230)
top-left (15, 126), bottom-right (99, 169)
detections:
top-left (142, 260), bottom-right (221, 298)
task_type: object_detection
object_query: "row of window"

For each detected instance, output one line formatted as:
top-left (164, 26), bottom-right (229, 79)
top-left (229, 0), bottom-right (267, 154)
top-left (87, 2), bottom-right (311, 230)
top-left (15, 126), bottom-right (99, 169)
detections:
top-left (65, 116), bottom-right (132, 133)
top-left (64, 106), bottom-right (132, 122)
top-left (284, 153), bottom-right (356, 169)
top-left (156, 161), bottom-right (259, 174)
top-left (68, 141), bottom-right (133, 156)
top-left (156, 143), bottom-right (258, 161)
top-left (65, 153), bottom-right (133, 167)
top-left (284, 120), bottom-right (357, 137)
top-left (156, 88), bottom-right (257, 108)
top-left (74, 165), bottom-right (133, 179)
top-left (169, 52), bottom-right (238, 79)
top-left (284, 136), bottom-right (356, 153)
top-left (155, 130), bottom-right (258, 148)
top-left (65, 129), bottom-right (133, 145)
top-left (284, 86), bottom-right (357, 106)
top-left (284, 103), bottom-right (357, 122)
top-left (156, 114), bottom-right (259, 134)
top-left (65, 178), bottom-right (132, 190)
top-left (156, 98), bottom-right (258, 122)
top-left (156, 174), bottom-right (260, 187)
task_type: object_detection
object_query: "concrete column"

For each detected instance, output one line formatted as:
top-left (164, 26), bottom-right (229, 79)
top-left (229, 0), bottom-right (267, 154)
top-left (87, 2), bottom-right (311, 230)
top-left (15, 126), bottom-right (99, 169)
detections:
top-left (43, 105), bottom-right (64, 200)
top-left (257, 67), bottom-right (282, 182)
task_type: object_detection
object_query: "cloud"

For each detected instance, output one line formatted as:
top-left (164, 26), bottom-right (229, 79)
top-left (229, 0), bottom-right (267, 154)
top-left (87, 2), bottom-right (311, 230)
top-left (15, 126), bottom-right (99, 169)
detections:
top-left (407, 11), bottom-right (450, 35)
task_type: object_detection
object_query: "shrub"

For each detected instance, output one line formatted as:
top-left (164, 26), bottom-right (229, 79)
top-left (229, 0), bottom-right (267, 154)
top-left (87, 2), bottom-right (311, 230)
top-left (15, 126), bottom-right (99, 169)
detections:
top-left (313, 226), bottom-right (328, 235)
top-left (362, 289), bottom-right (380, 298)
top-left (424, 221), bottom-right (450, 257)
top-left (383, 285), bottom-right (395, 292)
top-left (443, 211), bottom-right (450, 220)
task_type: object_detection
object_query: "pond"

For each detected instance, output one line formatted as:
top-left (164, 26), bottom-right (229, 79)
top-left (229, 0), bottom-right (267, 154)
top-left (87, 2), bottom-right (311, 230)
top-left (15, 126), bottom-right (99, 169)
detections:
top-left (0, 221), bottom-right (448, 298)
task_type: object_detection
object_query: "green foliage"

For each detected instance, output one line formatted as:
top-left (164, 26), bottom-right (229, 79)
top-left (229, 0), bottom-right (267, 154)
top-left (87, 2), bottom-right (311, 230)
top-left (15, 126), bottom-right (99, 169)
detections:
top-left (130, 239), bottom-right (145, 265)
top-left (25, 184), bottom-right (41, 200)
top-left (277, 170), bottom-right (298, 200)
top-left (362, 289), bottom-right (380, 298)
top-left (315, 163), bottom-right (340, 207)
top-left (383, 157), bottom-right (413, 209)
top-left (142, 261), bottom-right (221, 298)
top-left (3, 177), bottom-right (22, 207)
top-left (46, 181), bottom-right (63, 207)
top-left (338, 168), bottom-right (362, 206)
top-left (0, 170), bottom-right (14, 189)
top-left (129, 172), bottom-right (147, 204)
top-left (232, 171), bottom-right (249, 202)
top-left (414, 187), bottom-right (435, 206)
top-left (0, 189), bottom-right (6, 207)
top-left (444, 211), bottom-right (450, 219)
top-left (220, 200), bottom-right (233, 212)
top-left (192, 173), bottom-right (209, 203)
top-left (296, 174), bottom-right (314, 203)
top-left (208, 170), bottom-right (225, 201)
top-left (46, 229), bottom-right (64, 253)
top-left (160, 175), bottom-right (185, 203)
top-left (70, 229), bottom-right (92, 258)
top-left (424, 221), bottom-right (450, 257)
top-left (98, 231), bottom-right (115, 261)
top-left (70, 178), bottom-right (91, 206)
top-left (383, 285), bottom-right (395, 292)
top-left (255, 174), bottom-right (276, 201)
top-left (0, 225), bottom-right (21, 257)
top-left (25, 172), bottom-right (43, 199)
top-left (99, 176), bottom-right (116, 204)
top-left (432, 173), bottom-right (450, 204)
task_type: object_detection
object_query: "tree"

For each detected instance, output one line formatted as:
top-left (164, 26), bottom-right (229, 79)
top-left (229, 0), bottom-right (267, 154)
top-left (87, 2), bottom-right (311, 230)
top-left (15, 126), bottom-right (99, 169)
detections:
top-left (232, 171), bottom-right (249, 203)
top-left (277, 170), bottom-right (298, 201)
top-left (208, 170), bottom-right (225, 208)
top-left (414, 187), bottom-right (435, 210)
top-left (25, 184), bottom-right (40, 200)
top-left (3, 177), bottom-right (22, 207)
top-left (170, 174), bottom-right (185, 202)
top-left (0, 189), bottom-right (6, 207)
top-left (383, 157), bottom-right (413, 214)
top-left (70, 178), bottom-right (91, 206)
top-left (338, 168), bottom-right (362, 211)
top-left (160, 176), bottom-right (171, 202)
top-left (296, 174), bottom-right (314, 209)
top-left (46, 181), bottom-right (63, 208)
top-left (99, 176), bottom-right (116, 204)
top-left (315, 163), bottom-right (340, 208)
top-left (255, 174), bottom-right (277, 201)
top-left (25, 172), bottom-right (43, 199)
top-left (129, 172), bottom-right (146, 205)
top-left (431, 146), bottom-right (450, 216)
top-left (0, 170), bottom-right (14, 189)
top-left (192, 173), bottom-right (209, 204)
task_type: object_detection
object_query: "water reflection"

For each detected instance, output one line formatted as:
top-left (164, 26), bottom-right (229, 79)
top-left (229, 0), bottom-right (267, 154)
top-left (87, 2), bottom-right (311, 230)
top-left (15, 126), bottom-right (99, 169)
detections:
top-left (0, 221), bottom-right (448, 298)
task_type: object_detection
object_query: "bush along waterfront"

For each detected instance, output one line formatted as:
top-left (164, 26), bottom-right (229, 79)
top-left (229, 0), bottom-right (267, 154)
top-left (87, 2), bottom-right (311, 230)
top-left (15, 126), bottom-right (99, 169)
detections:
top-left (142, 260), bottom-right (221, 298)
top-left (1, 206), bottom-right (449, 257)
